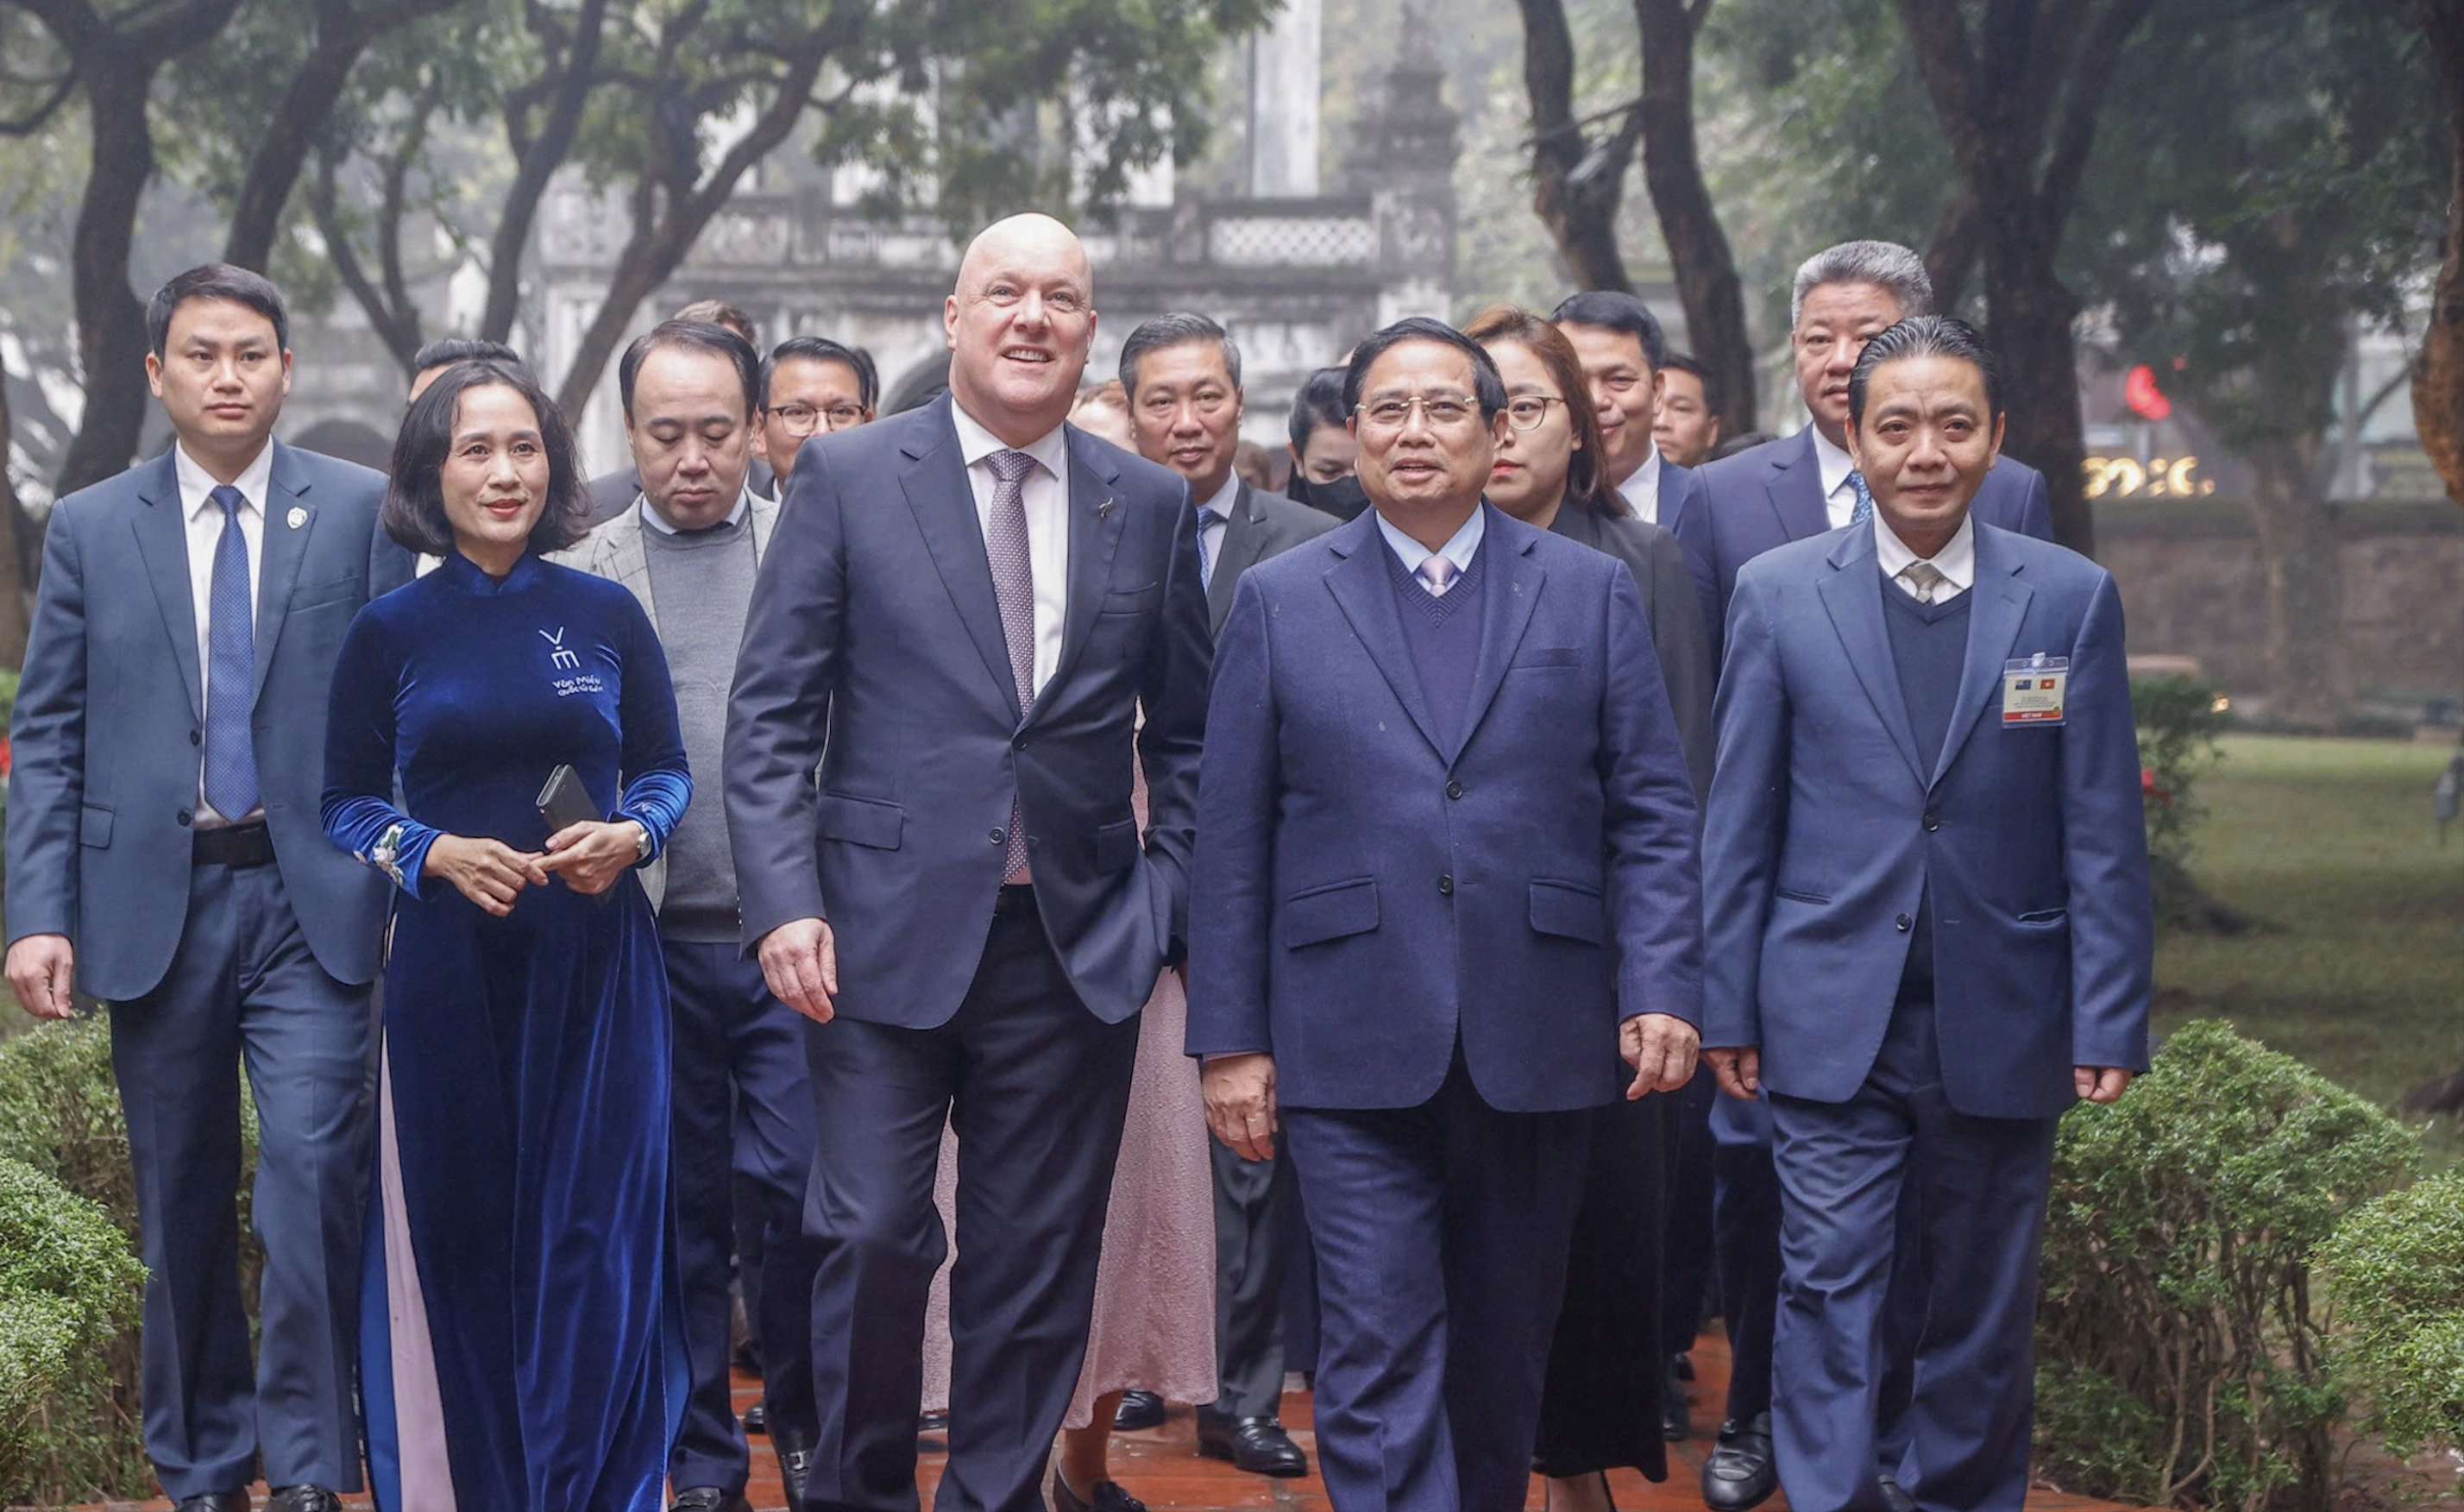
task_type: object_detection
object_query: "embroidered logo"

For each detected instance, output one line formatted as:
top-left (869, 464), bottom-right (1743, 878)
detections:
top-left (541, 627), bottom-right (582, 671)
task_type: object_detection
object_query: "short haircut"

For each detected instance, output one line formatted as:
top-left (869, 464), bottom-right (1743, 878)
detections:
top-left (764, 336), bottom-right (878, 411)
top-left (1074, 379), bottom-right (1128, 411)
top-left (412, 337), bottom-right (521, 375)
top-left (147, 264), bottom-right (288, 357)
top-left (673, 299), bottom-right (757, 345)
top-left (619, 319), bottom-right (763, 421)
top-left (381, 358), bottom-right (590, 557)
top-left (1118, 312), bottom-right (1243, 400)
top-left (1846, 315), bottom-right (2001, 431)
top-left (1461, 303), bottom-right (1616, 515)
top-left (1547, 290), bottom-right (1669, 373)
top-left (1659, 352), bottom-right (1719, 414)
top-left (1791, 240), bottom-right (1932, 330)
top-left (1342, 317), bottom-right (1509, 421)
top-left (1712, 430), bottom-right (1776, 461)
top-left (1287, 367), bottom-right (1350, 451)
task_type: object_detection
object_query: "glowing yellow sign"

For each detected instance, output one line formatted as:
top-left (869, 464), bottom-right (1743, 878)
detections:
top-left (2083, 456), bottom-right (2216, 499)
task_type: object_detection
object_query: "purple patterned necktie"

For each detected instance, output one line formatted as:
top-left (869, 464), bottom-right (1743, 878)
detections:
top-left (984, 448), bottom-right (1039, 880)
top-left (1417, 556), bottom-right (1458, 597)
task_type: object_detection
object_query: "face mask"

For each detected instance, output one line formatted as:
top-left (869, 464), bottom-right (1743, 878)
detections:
top-left (1291, 472), bottom-right (1368, 522)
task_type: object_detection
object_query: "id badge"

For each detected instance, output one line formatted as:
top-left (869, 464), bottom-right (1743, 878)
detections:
top-left (2002, 654), bottom-right (2069, 728)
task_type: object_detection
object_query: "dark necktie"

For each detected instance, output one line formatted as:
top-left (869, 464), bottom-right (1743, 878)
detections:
top-left (204, 484), bottom-right (260, 819)
top-left (1847, 469), bottom-right (1876, 528)
top-left (984, 450), bottom-right (1039, 880)
top-left (1195, 505), bottom-right (1226, 588)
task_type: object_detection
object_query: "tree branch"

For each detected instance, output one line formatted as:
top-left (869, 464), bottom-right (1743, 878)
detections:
top-left (481, 0), bottom-right (612, 340)
top-left (0, 67), bottom-right (77, 135)
top-left (2040, 0), bottom-right (2158, 231)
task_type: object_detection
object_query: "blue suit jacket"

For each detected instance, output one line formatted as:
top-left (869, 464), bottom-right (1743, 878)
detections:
top-left (1185, 505), bottom-right (1703, 1113)
top-left (1700, 521), bottom-right (2153, 1119)
top-left (7, 441), bottom-right (412, 999)
top-left (724, 394), bottom-right (1211, 1029)
top-left (1678, 427), bottom-right (2053, 661)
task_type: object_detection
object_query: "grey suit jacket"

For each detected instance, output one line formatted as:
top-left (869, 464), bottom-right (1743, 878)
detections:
top-left (7, 441), bottom-right (411, 998)
top-left (1204, 483), bottom-right (1340, 635)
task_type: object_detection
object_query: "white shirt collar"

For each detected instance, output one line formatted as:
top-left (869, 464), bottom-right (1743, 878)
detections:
top-left (1613, 444), bottom-right (1663, 520)
top-left (1809, 425), bottom-right (1856, 504)
top-left (1873, 513), bottom-right (1977, 595)
top-left (1196, 472), bottom-right (1241, 521)
top-left (174, 441), bottom-right (274, 522)
top-left (638, 485), bottom-right (754, 536)
top-left (1373, 502), bottom-right (1486, 579)
top-left (950, 397), bottom-right (1070, 485)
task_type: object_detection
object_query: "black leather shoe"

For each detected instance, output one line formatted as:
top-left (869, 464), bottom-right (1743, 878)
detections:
top-left (175, 1495), bottom-right (250, 1512)
top-left (1051, 1466), bottom-right (1149, 1512)
top-left (1111, 1387), bottom-right (1167, 1431)
top-left (1879, 1473), bottom-right (1917, 1512)
top-left (1661, 1355), bottom-right (1691, 1441)
top-left (1701, 1413), bottom-right (1779, 1512)
top-left (742, 1395), bottom-right (768, 1435)
top-left (775, 1428), bottom-right (817, 1512)
top-left (265, 1490), bottom-right (340, 1512)
top-left (1195, 1404), bottom-right (1309, 1477)
top-left (669, 1490), bottom-right (752, 1512)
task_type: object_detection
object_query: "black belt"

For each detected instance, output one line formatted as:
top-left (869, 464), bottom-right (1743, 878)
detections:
top-left (994, 882), bottom-right (1038, 916)
top-left (193, 822), bottom-right (276, 868)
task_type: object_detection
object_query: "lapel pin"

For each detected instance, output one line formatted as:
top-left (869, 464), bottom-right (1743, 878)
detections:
top-left (286, 506), bottom-right (307, 530)
top-left (1097, 496), bottom-right (1116, 520)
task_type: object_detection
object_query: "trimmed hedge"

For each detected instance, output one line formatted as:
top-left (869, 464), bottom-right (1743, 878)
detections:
top-left (0, 1156), bottom-right (146, 1502)
top-left (2034, 1019), bottom-right (2418, 1510)
top-left (2316, 1167), bottom-right (2464, 1458)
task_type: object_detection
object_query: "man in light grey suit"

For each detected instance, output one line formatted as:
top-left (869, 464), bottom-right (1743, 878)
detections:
top-left (5, 265), bottom-right (409, 1512)
top-left (1120, 311), bottom-right (1331, 1475)
top-left (552, 318), bottom-right (814, 1512)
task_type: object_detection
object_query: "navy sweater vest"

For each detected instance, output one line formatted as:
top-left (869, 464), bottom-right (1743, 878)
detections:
top-left (1386, 540), bottom-right (1488, 753)
top-left (1883, 573), bottom-right (1973, 1000)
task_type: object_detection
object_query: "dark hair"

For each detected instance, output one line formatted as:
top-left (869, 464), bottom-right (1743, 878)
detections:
top-left (1460, 304), bottom-right (1616, 515)
top-left (412, 337), bottom-right (521, 375)
top-left (672, 299), bottom-right (757, 345)
top-left (1712, 430), bottom-right (1776, 461)
top-left (1846, 315), bottom-right (2001, 431)
top-left (1659, 352), bottom-right (1719, 414)
top-left (1118, 312), bottom-right (1243, 400)
top-left (619, 319), bottom-right (763, 421)
top-left (1287, 366), bottom-right (1350, 452)
top-left (1341, 318), bottom-right (1509, 420)
top-left (1547, 290), bottom-right (1669, 373)
top-left (147, 264), bottom-right (288, 357)
top-left (764, 336), bottom-right (878, 411)
top-left (382, 359), bottom-right (590, 557)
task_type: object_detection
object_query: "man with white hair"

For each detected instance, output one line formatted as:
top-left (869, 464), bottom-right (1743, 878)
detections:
top-left (724, 213), bottom-right (1211, 1512)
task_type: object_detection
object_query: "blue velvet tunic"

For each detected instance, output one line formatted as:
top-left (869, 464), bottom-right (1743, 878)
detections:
top-left (323, 551), bottom-right (693, 1512)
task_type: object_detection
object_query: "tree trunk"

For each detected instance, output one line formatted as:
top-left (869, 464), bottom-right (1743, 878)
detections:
top-left (1982, 236), bottom-right (2093, 554)
top-left (1515, 0), bottom-right (1638, 294)
top-left (2414, 0), bottom-right (2464, 506)
top-left (2241, 436), bottom-right (2347, 728)
top-left (480, 0), bottom-right (612, 343)
top-left (1632, 0), bottom-right (1755, 434)
top-left (0, 373), bottom-right (33, 668)
top-left (54, 57), bottom-right (161, 498)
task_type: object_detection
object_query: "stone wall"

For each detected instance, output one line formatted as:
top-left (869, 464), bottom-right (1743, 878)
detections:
top-left (2100, 499), bottom-right (2464, 710)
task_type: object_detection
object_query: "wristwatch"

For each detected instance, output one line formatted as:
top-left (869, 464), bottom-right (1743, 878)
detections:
top-left (631, 822), bottom-right (651, 862)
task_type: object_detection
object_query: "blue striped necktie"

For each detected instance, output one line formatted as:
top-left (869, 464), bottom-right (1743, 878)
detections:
top-left (1847, 470), bottom-right (1876, 528)
top-left (204, 484), bottom-right (260, 818)
top-left (1195, 505), bottom-right (1225, 588)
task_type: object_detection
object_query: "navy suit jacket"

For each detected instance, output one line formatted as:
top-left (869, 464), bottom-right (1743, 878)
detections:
top-left (1700, 521), bottom-right (2153, 1119)
top-left (1186, 505), bottom-right (1703, 1114)
top-left (1679, 427), bottom-right (2052, 661)
top-left (7, 441), bottom-right (412, 999)
top-left (724, 393), bottom-right (1211, 1029)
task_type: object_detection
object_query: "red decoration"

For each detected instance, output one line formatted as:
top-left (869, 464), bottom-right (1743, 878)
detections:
top-left (2124, 365), bottom-right (2172, 422)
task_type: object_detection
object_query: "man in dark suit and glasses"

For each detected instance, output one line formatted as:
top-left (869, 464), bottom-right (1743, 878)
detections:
top-left (1117, 310), bottom-right (1331, 1477)
top-left (7, 265), bottom-right (408, 1512)
top-left (724, 213), bottom-right (1211, 1512)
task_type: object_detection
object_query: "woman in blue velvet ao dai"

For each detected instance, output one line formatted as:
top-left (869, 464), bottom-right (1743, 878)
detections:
top-left (322, 359), bottom-right (692, 1511)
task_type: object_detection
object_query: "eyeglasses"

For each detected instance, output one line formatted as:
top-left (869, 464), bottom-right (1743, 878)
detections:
top-left (1504, 395), bottom-right (1568, 432)
top-left (772, 402), bottom-right (870, 436)
top-left (1358, 394), bottom-right (1480, 433)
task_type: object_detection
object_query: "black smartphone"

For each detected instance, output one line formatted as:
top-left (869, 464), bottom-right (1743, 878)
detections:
top-left (535, 764), bottom-right (600, 836)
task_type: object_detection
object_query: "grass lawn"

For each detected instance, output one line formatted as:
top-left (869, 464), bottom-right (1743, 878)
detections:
top-left (2156, 734), bottom-right (2464, 1166)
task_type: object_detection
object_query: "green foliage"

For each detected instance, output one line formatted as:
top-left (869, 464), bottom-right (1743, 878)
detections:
top-left (2134, 674), bottom-right (2232, 925)
top-left (2035, 1020), bottom-right (2419, 1509)
top-left (2316, 1168), bottom-right (2464, 1458)
top-left (0, 1157), bottom-right (148, 1503)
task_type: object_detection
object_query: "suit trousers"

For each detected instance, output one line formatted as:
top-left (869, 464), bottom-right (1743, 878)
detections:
top-left (666, 938), bottom-right (820, 1489)
top-left (800, 894), bottom-right (1140, 1512)
top-left (107, 857), bottom-right (373, 1497)
top-left (1662, 1068), bottom-right (1719, 1357)
top-left (1282, 1049), bottom-right (1592, 1512)
top-left (1209, 1134), bottom-right (1295, 1418)
top-left (1768, 999), bottom-right (2058, 1512)
top-left (1534, 1079), bottom-right (1672, 1480)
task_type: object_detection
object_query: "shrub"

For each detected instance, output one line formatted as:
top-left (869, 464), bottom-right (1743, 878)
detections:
top-left (2034, 1019), bottom-right (2418, 1511)
top-left (0, 1156), bottom-right (147, 1503)
top-left (2316, 1168), bottom-right (2464, 1458)
top-left (2132, 674), bottom-right (2233, 928)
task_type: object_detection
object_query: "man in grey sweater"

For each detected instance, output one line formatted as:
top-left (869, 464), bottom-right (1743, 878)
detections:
top-left (554, 318), bottom-right (811, 1512)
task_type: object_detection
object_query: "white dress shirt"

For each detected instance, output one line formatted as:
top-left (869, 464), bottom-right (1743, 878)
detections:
top-left (1374, 503), bottom-right (1486, 586)
top-left (638, 487), bottom-right (754, 534)
top-left (1195, 472), bottom-right (1240, 585)
top-left (1874, 513), bottom-right (1976, 603)
top-left (174, 442), bottom-right (271, 826)
top-left (1812, 426), bottom-right (1860, 529)
top-left (950, 399), bottom-right (1071, 698)
top-left (1613, 444), bottom-right (1665, 525)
